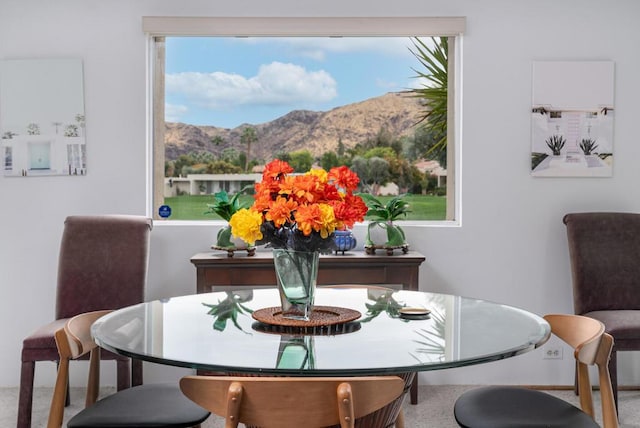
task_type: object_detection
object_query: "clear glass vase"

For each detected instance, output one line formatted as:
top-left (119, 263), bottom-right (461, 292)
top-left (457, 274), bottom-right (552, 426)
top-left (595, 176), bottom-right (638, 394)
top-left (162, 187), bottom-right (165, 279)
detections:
top-left (273, 249), bottom-right (319, 321)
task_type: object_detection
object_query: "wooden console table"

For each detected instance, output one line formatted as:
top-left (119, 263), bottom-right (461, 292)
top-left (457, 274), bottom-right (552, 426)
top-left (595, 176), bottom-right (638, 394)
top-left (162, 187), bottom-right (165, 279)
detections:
top-left (190, 249), bottom-right (426, 404)
top-left (191, 250), bottom-right (425, 293)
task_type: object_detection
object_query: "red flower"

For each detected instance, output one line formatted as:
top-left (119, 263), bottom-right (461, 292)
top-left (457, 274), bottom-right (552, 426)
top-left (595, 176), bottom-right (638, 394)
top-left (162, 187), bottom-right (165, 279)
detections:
top-left (328, 165), bottom-right (360, 192)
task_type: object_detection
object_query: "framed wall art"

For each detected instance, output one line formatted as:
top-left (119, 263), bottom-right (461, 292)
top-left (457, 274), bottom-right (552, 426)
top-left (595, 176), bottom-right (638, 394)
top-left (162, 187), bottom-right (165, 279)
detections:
top-left (0, 58), bottom-right (86, 177)
top-left (531, 61), bottom-right (614, 177)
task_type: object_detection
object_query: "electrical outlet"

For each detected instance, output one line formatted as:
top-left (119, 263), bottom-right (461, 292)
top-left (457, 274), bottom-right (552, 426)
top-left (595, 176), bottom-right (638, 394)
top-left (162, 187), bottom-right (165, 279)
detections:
top-left (543, 347), bottom-right (563, 359)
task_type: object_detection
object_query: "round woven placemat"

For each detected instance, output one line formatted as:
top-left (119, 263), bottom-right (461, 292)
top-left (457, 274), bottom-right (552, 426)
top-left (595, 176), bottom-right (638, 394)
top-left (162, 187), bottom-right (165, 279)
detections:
top-left (251, 320), bottom-right (361, 336)
top-left (252, 306), bottom-right (361, 327)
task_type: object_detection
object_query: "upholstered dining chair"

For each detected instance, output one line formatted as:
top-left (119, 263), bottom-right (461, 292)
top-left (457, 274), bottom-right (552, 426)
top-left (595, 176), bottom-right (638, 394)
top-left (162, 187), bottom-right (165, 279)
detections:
top-left (179, 375), bottom-right (405, 428)
top-left (18, 215), bottom-right (152, 428)
top-left (454, 314), bottom-right (618, 428)
top-left (563, 212), bottom-right (640, 409)
top-left (47, 310), bottom-right (210, 428)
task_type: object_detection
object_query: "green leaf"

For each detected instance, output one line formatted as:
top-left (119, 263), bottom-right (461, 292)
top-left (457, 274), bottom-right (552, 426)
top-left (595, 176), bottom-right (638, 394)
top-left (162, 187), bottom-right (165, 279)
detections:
top-left (205, 186), bottom-right (252, 221)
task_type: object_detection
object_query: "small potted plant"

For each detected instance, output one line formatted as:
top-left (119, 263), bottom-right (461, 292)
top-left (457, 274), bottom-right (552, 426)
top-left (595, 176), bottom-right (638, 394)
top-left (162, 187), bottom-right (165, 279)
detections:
top-left (206, 188), bottom-right (255, 257)
top-left (359, 193), bottom-right (410, 255)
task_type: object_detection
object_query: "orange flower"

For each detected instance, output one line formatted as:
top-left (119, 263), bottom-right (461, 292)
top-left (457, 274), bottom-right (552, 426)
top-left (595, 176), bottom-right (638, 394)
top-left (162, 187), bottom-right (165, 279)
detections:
top-left (265, 196), bottom-right (297, 228)
top-left (293, 203), bottom-right (321, 236)
top-left (331, 193), bottom-right (368, 229)
top-left (295, 203), bottom-right (337, 238)
top-left (280, 175), bottom-right (323, 204)
top-left (252, 189), bottom-right (273, 213)
top-left (254, 175), bottom-right (280, 196)
top-left (262, 159), bottom-right (294, 180)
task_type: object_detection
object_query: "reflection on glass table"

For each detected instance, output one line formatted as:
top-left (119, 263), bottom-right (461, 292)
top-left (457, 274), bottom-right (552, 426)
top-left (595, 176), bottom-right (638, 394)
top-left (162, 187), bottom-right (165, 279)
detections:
top-left (202, 290), bottom-right (254, 333)
top-left (93, 288), bottom-right (549, 375)
top-left (277, 335), bottom-right (315, 370)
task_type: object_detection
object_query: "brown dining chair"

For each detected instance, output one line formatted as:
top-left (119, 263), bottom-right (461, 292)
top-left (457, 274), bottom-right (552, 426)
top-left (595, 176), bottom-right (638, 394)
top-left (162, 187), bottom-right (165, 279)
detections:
top-left (47, 310), bottom-right (210, 428)
top-left (563, 212), bottom-right (640, 409)
top-left (454, 314), bottom-right (618, 428)
top-left (18, 215), bottom-right (152, 428)
top-left (179, 375), bottom-right (405, 428)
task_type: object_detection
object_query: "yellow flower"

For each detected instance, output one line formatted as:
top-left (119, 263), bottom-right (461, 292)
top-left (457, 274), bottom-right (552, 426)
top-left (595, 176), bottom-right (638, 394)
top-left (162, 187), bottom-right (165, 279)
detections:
top-left (307, 167), bottom-right (328, 183)
top-left (229, 208), bottom-right (263, 245)
top-left (318, 203), bottom-right (338, 238)
top-left (296, 203), bottom-right (337, 239)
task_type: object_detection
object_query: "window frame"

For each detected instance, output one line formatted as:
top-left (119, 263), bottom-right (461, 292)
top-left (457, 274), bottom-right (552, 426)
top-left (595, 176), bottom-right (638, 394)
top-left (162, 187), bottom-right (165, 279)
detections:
top-left (144, 17), bottom-right (464, 225)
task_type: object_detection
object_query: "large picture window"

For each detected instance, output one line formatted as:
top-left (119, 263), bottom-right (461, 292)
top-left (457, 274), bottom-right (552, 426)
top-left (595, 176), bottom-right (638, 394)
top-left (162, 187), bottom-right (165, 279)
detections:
top-left (145, 17), bottom-right (463, 223)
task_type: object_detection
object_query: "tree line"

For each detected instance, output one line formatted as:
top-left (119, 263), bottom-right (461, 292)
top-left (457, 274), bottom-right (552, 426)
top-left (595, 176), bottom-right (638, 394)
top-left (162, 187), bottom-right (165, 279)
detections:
top-left (165, 124), bottom-right (446, 196)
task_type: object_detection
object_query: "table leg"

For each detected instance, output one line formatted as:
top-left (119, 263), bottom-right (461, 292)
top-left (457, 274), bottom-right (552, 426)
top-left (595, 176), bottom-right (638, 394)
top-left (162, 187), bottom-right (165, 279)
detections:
top-left (410, 376), bottom-right (418, 405)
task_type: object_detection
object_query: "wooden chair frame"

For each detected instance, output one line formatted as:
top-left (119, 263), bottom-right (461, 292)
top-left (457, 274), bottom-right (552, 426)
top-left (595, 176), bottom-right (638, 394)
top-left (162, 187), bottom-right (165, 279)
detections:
top-left (47, 310), bottom-right (209, 428)
top-left (454, 314), bottom-right (618, 428)
top-left (47, 310), bottom-right (109, 428)
top-left (545, 314), bottom-right (618, 428)
top-left (180, 375), bottom-right (405, 428)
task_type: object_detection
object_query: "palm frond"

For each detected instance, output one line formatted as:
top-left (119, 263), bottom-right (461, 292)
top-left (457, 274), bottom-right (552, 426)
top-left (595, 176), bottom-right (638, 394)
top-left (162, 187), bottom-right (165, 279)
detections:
top-left (405, 37), bottom-right (448, 155)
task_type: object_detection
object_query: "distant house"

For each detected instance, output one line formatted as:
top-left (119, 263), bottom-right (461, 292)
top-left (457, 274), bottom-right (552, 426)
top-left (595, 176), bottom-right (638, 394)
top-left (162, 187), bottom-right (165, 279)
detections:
top-left (377, 182), bottom-right (400, 196)
top-left (165, 173), bottom-right (261, 197)
top-left (415, 159), bottom-right (447, 188)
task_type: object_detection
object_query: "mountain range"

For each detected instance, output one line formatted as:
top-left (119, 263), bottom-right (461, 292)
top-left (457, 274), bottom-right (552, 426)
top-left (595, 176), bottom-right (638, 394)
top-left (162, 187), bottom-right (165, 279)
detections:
top-left (164, 92), bottom-right (424, 162)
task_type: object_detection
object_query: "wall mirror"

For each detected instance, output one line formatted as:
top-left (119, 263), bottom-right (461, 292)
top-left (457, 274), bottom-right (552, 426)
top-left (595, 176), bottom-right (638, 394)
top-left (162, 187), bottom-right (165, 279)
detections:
top-left (0, 58), bottom-right (86, 177)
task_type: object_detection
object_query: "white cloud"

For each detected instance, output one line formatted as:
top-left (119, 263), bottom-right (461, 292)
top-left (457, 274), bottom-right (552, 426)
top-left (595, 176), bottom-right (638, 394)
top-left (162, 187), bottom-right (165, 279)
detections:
top-left (165, 103), bottom-right (188, 122)
top-left (166, 62), bottom-right (337, 110)
top-left (407, 76), bottom-right (435, 90)
top-left (240, 37), bottom-right (415, 60)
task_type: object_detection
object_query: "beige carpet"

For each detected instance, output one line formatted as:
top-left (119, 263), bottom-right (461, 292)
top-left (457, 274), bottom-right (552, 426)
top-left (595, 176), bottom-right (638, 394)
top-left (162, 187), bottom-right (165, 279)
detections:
top-left (3, 385), bottom-right (640, 427)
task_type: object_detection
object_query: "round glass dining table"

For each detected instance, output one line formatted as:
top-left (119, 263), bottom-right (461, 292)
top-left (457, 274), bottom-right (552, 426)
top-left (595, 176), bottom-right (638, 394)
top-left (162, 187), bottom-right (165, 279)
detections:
top-left (92, 287), bottom-right (550, 427)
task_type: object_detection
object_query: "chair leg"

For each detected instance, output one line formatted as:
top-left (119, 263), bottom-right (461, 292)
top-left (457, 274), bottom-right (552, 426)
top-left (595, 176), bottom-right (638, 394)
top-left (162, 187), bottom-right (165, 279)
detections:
top-left (576, 351), bottom-right (618, 413)
top-left (55, 360), bottom-right (70, 407)
top-left (395, 409), bottom-right (405, 428)
top-left (116, 359), bottom-right (131, 390)
top-left (17, 361), bottom-right (34, 428)
top-left (609, 350), bottom-right (618, 413)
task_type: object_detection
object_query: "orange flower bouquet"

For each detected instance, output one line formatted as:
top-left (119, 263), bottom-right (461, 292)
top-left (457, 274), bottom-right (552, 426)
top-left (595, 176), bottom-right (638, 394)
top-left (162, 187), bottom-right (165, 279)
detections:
top-left (229, 159), bottom-right (368, 253)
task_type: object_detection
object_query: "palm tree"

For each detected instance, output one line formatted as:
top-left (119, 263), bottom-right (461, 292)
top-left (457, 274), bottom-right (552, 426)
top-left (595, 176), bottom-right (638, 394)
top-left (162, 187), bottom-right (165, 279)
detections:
top-left (211, 135), bottom-right (225, 146)
top-left (240, 126), bottom-right (257, 172)
top-left (407, 37), bottom-right (448, 157)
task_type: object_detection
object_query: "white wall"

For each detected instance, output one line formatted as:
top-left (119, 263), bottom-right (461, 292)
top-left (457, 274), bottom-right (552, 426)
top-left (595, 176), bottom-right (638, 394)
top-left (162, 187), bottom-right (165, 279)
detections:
top-left (1, 0), bottom-right (640, 389)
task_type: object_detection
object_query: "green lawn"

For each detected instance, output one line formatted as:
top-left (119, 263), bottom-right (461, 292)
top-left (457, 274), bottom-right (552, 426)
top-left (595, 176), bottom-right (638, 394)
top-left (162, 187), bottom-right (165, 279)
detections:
top-left (163, 194), bottom-right (446, 221)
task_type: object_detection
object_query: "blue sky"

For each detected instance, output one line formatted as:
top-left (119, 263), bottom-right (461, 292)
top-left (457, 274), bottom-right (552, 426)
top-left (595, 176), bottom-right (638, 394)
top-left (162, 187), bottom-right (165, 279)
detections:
top-left (165, 37), bottom-right (427, 128)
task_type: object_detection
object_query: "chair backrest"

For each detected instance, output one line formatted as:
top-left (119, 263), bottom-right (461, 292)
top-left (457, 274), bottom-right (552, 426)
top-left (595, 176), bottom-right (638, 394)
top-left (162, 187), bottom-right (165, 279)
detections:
top-left (563, 212), bottom-right (640, 314)
top-left (48, 310), bottom-right (112, 428)
top-left (179, 375), bottom-right (405, 428)
top-left (544, 314), bottom-right (618, 428)
top-left (56, 215), bottom-right (152, 319)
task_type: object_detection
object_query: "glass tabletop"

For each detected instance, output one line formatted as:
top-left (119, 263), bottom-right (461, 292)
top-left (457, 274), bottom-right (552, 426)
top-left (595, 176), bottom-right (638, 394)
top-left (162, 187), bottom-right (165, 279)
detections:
top-left (92, 287), bottom-right (550, 376)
